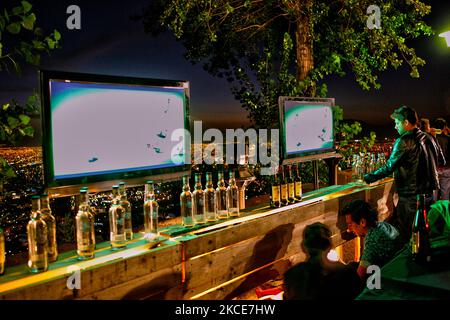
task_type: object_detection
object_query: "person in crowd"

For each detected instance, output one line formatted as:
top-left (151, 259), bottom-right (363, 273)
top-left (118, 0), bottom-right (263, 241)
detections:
top-left (433, 118), bottom-right (450, 200)
top-left (342, 200), bottom-right (403, 280)
top-left (363, 106), bottom-right (444, 244)
top-left (283, 222), bottom-right (363, 300)
top-left (419, 118), bottom-right (436, 136)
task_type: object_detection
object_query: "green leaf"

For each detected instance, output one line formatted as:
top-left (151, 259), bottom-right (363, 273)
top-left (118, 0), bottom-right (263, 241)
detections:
top-left (32, 40), bottom-right (45, 50)
top-left (7, 116), bottom-right (19, 129)
top-left (22, 1), bottom-right (32, 13)
top-left (26, 94), bottom-right (37, 106)
top-left (0, 43), bottom-right (2, 57)
top-left (54, 29), bottom-right (61, 41)
top-left (3, 9), bottom-right (10, 22)
top-left (6, 22), bottom-right (21, 34)
top-left (23, 126), bottom-right (34, 137)
top-left (19, 114), bottom-right (30, 125)
top-left (21, 13), bottom-right (36, 30)
top-left (12, 6), bottom-right (23, 15)
top-left (46, 37), bottom-right (55, 49)
top-left (5, 166), bottom-right (16, 178)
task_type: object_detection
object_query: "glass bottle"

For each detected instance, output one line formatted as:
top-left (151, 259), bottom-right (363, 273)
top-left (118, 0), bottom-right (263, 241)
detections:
top-left (27, 195), bottom-right (48, 273)
top-left (412, 194), bottom-right (431, 263)
top-left (293, 164), bottom-right (303, 202)
top-left (215, 171), bottom-right (228, 219)
top-left (39, 193), bottom-right (58, 262)
top-left (109, 185), bottom-right (127, 249)
top-left (368, 153), bottom-right (377, 173)
top-left (76, 189), bottom-right (96, 260)
top-left (227, 170), bottom-right (239, 217)
top-left (0, 226), bottom-right (5, 275)
top-left (193, 173), bottom-right (206, 224)
top-left (279, 166), bottom-right (288, 206)
top-left (119, 182), bottom-right (133, 241)
top-left (351, 154), bottom-right (358, 182)
top-left (143, 181), bottom-right (159, 241)
top-left (204, 172), bottom-right (217, 222)
top-left (270, 167), bottom-right (281, 208)
top-left (180, 175), bottom-right (194, 227)
top-left (355, 155), bottom-right (364, 183)
top-left (286, 165), bottom-right (296, 204)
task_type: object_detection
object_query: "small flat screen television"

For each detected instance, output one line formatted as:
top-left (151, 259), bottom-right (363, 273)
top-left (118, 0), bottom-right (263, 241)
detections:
top-left (279, 97), bottom-right (335, 161)
top-left (40, 70), bottom-right (190, 194)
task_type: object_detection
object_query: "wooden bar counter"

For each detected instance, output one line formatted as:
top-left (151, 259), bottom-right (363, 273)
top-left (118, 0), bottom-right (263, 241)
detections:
top-left (0, 178), bottom-right (394, 300)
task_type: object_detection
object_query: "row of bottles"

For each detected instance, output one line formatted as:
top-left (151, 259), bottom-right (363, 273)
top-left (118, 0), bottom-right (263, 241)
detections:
top-left (7, 181), bottom-right (160, 274)
top-left (180, 170), bottom-right (239, 227)
top-left (351, 152), bottom-right (386, 183)
top-left (108, 181), bottom-right (159, 250)
top-left (270, 164), bottom-right (302, 208)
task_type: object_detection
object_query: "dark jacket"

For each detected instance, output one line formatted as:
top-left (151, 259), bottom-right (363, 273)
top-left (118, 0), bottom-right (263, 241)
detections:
top-left (435, 133), bottom-right (450, 167)
top-left (283, 258), bottom-right (362, 300)
top-left (364, 128), bottom-right (444, 196)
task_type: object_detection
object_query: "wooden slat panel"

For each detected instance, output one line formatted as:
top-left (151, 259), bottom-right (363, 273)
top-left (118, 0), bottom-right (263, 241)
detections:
top-left (189, 259), bottom-right (291, 300)
top-left (0, 241), bottom-right (182, 300)
top-left (182, 200), bottom-right (326, 259)
top-left (79, 265), bottom-right (183, 300)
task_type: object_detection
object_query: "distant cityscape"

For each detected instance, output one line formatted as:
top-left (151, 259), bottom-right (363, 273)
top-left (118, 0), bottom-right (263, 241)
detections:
top-left (0, 147), bottom-right (182, 266)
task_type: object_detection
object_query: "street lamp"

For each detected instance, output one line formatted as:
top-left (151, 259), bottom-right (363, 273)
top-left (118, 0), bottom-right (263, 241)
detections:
top-left (439, 31), bottom-right (450, 47)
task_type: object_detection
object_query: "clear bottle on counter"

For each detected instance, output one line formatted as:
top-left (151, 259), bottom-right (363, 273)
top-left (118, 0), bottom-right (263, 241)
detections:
top-left (180, 175), bottom-right (194, 227)
top-left (193, 173), bottom-right (206, 224)
top-left (27, 195), bottom-right (48, 273)
top-left (215, 171), bottom-right (228, 220)
top-left (39, 193), bottom-right (58, 262)
top-left (367, 153), bottom-right (377, 174)
top-left (119, 182), bottom-right (133, 241)
top-left (204, 172), bottom-right (217, 222)
top-left (351, 154), bottom-right (358, 182)
top-left (354, 155), bottom-right (365, 183)
top-left (143, 180), bottom-right (159, 241)
top-left (109, 185), bottom-right (127, 249)
top-left (76, 188), bottom-right (96, 260)
top-left (227, 170), bottom-right (239, 217)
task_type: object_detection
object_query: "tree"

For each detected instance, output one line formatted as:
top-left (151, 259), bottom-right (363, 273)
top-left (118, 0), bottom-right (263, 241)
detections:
top-left (137, 0), bottom-right (432, 129)
top-left (0, 1), bottom-right (60, 190)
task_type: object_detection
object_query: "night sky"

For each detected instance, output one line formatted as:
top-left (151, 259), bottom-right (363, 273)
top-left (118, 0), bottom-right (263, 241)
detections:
top-left (0, 0), bottom-right (449, 142)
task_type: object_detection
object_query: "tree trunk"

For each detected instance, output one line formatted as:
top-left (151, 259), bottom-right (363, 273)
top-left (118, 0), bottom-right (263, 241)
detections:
top-left (295, 1), bottom-right (315, 96)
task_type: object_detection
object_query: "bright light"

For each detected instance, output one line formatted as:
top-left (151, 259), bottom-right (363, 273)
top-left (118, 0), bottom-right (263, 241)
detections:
top-left (327, 249), bottom-right (340, 262)
top-left (439, 31), bottom-right (450, 47)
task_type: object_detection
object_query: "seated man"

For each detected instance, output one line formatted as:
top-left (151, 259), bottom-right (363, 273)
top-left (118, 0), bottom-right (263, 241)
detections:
top-left (283, 222), bottom-right (363, 300)
top-left (343, 200), bottom-right (403, 280)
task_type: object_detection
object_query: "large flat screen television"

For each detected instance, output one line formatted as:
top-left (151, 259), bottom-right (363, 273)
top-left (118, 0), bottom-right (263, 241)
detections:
top-left (40, 70), bottom-right (191, 194)
top-left (279, 97), bottom-right (335, 161)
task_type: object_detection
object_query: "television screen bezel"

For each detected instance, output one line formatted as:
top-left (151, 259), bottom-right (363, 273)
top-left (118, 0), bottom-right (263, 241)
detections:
top-left (278, 96), bottom-right (336, 161)
top-left (39, 70), bottom-right (191, 195)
